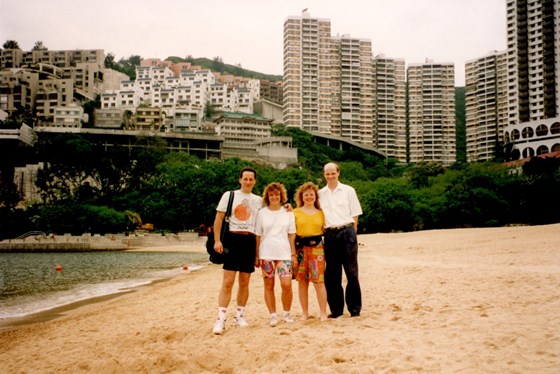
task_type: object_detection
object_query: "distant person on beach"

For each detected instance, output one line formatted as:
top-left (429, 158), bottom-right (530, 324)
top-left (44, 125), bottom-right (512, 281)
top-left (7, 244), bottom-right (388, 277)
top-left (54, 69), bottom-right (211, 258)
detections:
top-left (211, 167), bottom-right (262, 335)
top-left (255, 182), bottom-right (297, 327)
top-left (293, 182), bottom-right (328, 321)
top-left (318, 162), bottom-right (363, 318)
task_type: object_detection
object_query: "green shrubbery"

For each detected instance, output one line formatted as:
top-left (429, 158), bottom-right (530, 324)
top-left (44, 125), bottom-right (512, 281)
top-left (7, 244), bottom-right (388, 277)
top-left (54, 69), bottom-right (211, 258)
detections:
top-left (1, 132), bottom-right (559, 239)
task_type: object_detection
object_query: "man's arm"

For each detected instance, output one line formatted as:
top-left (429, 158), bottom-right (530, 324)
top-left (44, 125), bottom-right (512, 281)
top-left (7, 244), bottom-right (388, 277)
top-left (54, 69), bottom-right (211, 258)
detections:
top-left (353, 216), bottom-right (359, 232)
top-left (255, 235), bottom-right (261, 267)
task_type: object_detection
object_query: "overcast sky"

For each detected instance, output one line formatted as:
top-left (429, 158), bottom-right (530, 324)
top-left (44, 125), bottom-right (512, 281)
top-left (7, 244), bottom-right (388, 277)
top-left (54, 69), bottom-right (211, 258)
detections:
top-left (0, 0), bottom-right (507, 86)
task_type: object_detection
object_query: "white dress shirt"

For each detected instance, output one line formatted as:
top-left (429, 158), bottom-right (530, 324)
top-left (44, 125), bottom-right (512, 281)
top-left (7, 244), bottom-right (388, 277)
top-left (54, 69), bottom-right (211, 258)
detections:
top-left (318, 182), bottom-right (362, 228)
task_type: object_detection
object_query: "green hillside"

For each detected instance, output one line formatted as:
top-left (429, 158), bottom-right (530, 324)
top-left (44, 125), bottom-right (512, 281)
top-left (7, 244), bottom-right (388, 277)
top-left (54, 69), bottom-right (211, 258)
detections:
top-left (166, 56), bottom-right (282, 82)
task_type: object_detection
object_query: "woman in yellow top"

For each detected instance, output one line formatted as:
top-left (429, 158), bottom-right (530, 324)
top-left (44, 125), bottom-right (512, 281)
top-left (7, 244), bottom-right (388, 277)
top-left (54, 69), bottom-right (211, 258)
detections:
top-left (293, 182), bottom-right (328, 321)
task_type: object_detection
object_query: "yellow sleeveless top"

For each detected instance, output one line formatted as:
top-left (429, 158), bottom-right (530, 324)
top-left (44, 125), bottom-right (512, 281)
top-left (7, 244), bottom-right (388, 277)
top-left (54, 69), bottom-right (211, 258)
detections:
top-left (293, 208), bottom-right (325, 237)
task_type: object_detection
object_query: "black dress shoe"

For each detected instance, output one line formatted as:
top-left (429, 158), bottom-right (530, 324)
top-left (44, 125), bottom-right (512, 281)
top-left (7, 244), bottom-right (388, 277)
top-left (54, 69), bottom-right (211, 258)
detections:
top-left (328, 313), bottom-right (342, 319)
top-left (350, 313), bottom-right (360, 317)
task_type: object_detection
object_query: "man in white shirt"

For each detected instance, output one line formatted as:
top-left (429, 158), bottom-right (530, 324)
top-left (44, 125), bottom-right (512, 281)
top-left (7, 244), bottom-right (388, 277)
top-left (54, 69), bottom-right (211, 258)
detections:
top-left (318, 162), bottom-right (363, 318)
top-left (211, 167), bottom-right (263, 334)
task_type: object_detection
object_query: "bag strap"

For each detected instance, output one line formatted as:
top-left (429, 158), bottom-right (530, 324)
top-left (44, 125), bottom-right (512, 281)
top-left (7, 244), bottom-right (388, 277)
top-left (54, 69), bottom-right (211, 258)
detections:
top-left (220, 191), bottom-right (235, 238)
top-left (225, 190), bottom-right (234, 218)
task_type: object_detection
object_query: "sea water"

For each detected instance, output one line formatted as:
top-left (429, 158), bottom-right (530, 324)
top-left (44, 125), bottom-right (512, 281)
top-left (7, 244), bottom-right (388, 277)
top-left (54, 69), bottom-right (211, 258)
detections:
top-left (0, 251), bottom-right (209, 320)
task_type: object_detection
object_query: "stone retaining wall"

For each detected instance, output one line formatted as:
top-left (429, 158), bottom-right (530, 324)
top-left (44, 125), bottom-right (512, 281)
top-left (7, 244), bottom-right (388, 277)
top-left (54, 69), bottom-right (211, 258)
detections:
top-left (0, 232), bottom-right (200, 252)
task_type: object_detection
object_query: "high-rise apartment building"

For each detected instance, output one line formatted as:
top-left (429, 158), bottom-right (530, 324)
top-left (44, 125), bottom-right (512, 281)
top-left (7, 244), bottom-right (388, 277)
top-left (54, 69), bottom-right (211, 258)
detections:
top-left (407, 62), bottom-right (456, 166)
top-left (465, 50), bottom-right (508, 162)
top-left (283, 12), bottom-right (333, 133)
top-left (331, 36), bottom-right (374, 144)
top-left (372, 55), bottom-right (406, 161)
top-left (283, 11), bottom-right (374, 145)
top-left (503, 0), bottom-right (560, 159)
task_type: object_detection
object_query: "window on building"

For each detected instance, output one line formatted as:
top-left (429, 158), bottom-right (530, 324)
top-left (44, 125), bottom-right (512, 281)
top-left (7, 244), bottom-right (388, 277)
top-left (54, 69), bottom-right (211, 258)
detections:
top-left (521, 127), bottom-right (534, 139)
top-left (536, 145), bottom-right (549, 155)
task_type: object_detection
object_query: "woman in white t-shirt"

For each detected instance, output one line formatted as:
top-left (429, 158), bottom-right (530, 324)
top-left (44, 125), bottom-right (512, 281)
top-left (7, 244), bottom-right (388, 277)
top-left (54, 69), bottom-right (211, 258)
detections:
top-left (255, 182), bottom-right (297, 327)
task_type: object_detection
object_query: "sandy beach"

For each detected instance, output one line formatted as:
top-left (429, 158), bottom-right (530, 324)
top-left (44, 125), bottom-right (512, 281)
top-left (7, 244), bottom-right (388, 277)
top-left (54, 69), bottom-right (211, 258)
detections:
top-left (1, 224), bottom-right (559, 373)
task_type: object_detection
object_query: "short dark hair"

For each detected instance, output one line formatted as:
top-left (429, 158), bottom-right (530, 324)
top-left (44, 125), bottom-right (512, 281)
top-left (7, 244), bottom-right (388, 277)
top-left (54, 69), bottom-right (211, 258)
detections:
top-left (239, 167), bottom-right (257, 179)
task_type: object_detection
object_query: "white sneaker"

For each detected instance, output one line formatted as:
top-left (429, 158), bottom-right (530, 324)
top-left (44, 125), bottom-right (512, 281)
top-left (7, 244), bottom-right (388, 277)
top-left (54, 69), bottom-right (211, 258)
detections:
top-left (212, 318), bottom-right (225, 335)
top-left (269, 315), bottom-right (278, 327)
top-left (235, 316), bottom-right (249, 327)
top-left (283, 313), bottom-right (294, 323)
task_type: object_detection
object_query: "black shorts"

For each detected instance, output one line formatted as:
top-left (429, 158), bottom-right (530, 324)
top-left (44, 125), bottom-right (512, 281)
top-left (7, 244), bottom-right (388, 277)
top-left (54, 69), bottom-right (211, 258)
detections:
top-left (223, 232), bottom-right (256, 273)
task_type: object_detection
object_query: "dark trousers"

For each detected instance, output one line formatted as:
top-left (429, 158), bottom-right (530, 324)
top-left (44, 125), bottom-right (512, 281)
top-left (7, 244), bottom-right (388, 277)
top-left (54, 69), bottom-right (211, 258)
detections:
top-left (324, 226), bottom-right (362, 316)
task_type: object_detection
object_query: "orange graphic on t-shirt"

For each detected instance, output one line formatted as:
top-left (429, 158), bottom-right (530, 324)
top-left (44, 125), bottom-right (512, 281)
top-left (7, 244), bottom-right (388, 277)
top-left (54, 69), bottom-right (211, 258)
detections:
top-left (234, 204), bottom-right (252, 221)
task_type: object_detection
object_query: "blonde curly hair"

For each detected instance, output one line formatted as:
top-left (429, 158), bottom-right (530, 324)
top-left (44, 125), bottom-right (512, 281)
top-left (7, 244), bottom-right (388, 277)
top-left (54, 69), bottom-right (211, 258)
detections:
top-left (262, 182), bottom-right (288, 206)
top-left (294, 182), bottom-right (321, 209)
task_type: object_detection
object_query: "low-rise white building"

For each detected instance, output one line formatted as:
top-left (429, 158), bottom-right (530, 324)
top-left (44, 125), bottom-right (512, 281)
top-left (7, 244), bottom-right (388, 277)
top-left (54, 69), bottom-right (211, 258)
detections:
top-left (94, 108), bottom-right (125, 129)
top-left (50, 104), bottom-right (84, 128)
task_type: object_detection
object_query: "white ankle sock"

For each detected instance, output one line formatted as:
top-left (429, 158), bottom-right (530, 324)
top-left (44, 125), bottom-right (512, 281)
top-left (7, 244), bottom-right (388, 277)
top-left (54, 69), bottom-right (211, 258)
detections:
top-left (217, 307), bottom-right (227, 320)
top-left (236, 306), bottom-right (245, 317)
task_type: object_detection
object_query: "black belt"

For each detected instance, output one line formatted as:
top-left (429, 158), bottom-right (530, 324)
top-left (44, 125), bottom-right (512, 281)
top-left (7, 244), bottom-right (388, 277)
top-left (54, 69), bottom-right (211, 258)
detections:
top-left (325, 223), bottom-right (354, 232)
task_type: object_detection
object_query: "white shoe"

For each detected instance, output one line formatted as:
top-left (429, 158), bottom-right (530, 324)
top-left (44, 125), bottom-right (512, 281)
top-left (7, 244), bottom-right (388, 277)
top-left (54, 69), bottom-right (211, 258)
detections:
top-left (213, 318), bottom-right (225, 335)
top-left (269, 315), bottom-right (278, 327)
top-left (235, 316), bottom-right (249, 327)
top-left (283, 313), bottom-right (294, 323)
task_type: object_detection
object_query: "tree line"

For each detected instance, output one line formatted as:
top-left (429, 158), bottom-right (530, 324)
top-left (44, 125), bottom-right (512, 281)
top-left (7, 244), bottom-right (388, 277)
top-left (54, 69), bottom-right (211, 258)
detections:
top-left (0, 128), bottom-right (558, 239)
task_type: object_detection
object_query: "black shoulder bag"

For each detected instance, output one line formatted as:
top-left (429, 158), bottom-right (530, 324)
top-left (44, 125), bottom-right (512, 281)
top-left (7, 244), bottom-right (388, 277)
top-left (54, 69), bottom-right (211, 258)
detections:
top-left (206, 191), bottom-right (234, 264)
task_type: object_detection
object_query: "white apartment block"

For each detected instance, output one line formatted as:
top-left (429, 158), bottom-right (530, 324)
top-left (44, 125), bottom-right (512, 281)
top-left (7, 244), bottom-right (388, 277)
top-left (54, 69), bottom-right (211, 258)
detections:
top-left (164, 76), bottom-right (180, 88)
top-left (236, 88), bottom-right (253, 113)
top-left (407, 61), bottom-right (456, 166)
top-left (284, 11), bottom-right (393, 147)
top-left (210, 83), bottom-right (228, 109)
top-left (94, 108), bottom-right (125, 129)
top-left (503, 0), bottom-right (560, 159)
top-left (196, 70), bottom-right (217, 87)
top-left (465, 51), bottom-right (509, 162)
top-left (283, 11), bottom-right (333, 134)
top-left (136, 66), bottom-right (174, 82)
top-left (52, 104), bottom-right (85, 127)
top-left (373, 55), bottom-right (406, 161)
top-left (172, 108), bottom-right (203, 132)
top-left (176, 85), bottom-right (194, 107)
top-left (137, 78), bottom-right (152, 99)
top-left (214, 113), bottom-right (273, 148)
top-left (100, 85), bottom-right (143, 112)
top-left (96, 62), bottom-right (260, 129)
top-left (332, 35), bottom-right (374, 144)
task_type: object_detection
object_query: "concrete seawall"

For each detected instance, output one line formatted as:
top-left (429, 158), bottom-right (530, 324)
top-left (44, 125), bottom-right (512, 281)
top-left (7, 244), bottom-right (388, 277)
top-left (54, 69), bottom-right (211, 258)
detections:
top-left (0, 232), bottom-right (201, 252)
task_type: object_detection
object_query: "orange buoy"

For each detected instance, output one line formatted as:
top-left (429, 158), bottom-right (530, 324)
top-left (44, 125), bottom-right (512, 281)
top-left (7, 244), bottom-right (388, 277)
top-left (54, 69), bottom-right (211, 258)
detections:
top-left (55, 265), bottom-right (63, 271)
top-left (182, 265), bottom-right (189, 270)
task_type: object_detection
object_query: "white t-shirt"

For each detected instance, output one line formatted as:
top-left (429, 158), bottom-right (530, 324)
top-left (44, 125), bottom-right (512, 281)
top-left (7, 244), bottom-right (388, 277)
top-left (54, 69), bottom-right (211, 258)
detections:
top-left (216, 190), bottom-right (262, 233)
top-left (255, 207), bottom-right (296, 261)
top-left (318, 182), bottom-right (363, 228)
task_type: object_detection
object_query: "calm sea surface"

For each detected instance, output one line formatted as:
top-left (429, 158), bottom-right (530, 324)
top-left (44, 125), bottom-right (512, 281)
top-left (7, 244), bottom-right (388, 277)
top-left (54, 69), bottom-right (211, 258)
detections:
top-left (0, 251), bottom-right (209, 320)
